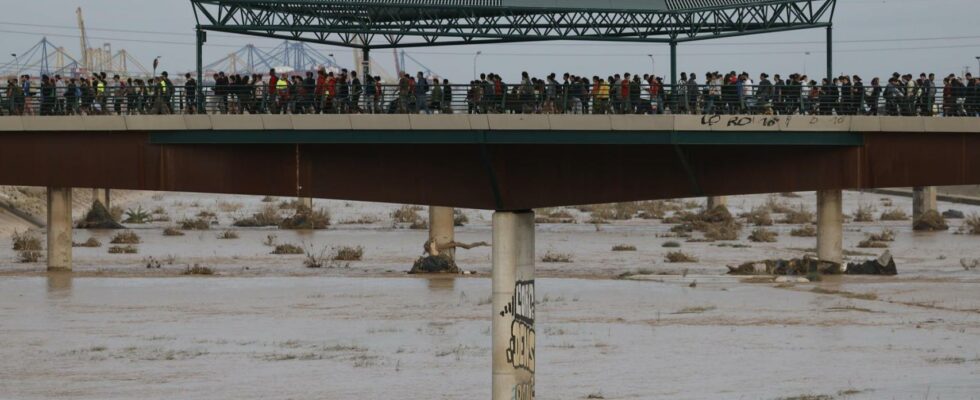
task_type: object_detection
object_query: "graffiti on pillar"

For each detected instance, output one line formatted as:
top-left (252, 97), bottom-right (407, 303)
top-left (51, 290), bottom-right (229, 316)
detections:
top-left (512, 380), bottom-right (535, 400)
top-left (500, 279), bottom-right (535, 373)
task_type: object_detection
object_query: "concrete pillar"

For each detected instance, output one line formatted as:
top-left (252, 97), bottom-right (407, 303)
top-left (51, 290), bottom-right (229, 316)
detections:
top-left (816, 189), bottom-right (843, 265)
top-left (706, 196), bottom-right (727, 209)
top-left (91, 188), bottom-right (110, 208)
top-left (492, 211), bottom-right (535, 400)
top-left (912, 186), bottom-right (938, 221)
top-left (300, 197), bottom-right (313, 210)
top-left (428, 206), bottom-right (455, 260)
top-left (47, 187), bottom-right (73, 272)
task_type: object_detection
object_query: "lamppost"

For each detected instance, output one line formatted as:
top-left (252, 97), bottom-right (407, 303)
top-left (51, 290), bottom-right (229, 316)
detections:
top-left (975, 56), bottom-right (979, 75)
top-left (152, 56), bottom-right (161, 77)
top-left (328, 53), bottom-right (338, 69)
top-left (10, 53), bottom-right (17, 75)
top-left (473, 51), bottom-right (482, 80)
top-left (804, 51), bottom-right (811, 75)
top-left (647, 54), bottom-right (655, 76)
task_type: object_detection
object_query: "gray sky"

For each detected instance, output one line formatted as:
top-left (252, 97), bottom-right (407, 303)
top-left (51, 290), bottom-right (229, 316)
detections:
top-left (1, 0), bottom-right (978, 82)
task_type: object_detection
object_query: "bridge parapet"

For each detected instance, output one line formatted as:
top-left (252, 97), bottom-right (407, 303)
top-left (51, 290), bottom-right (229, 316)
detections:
top-left (0, 114), bottom-right (977, 133)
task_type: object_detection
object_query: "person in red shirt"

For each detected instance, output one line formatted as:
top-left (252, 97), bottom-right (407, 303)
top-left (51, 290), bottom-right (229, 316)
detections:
top-left (315, 68), bottom-right (327, 114)
top-left (267, 69), bottom-right (278, 113)
top-left (325, 72), bottom-right (337, 113)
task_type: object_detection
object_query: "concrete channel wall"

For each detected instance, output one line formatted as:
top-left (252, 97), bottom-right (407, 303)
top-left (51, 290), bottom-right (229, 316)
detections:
top-left (0, 115), bottom-right (977, 133)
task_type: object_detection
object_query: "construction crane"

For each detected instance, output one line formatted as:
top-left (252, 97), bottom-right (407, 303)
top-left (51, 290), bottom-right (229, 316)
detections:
top-left (399, 51), bottom-right (441, 80)
top-left (76, 7), bottom-right (88, 72)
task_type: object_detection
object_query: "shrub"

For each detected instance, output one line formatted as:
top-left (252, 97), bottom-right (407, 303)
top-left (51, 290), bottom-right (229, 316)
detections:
top-left (18, 249), bottom-right (42, 263)
top-left (110, 230), bottom-right (141, 244)
top-left (279, 208), bottom-right (331, 230)
top-left (108, 245), bottom-right (138, 254)
top-left (182, 264), bottom-right (214, 275)
top-left (879, 208), bottom-right (909, 221)
top-left (748, 228), bottom-right (778, 243)
top-left (392, 205), bottom-right (422, 223)
top-left (790, 225), bottom-right (818, 237)
top-left (304, 246), bottom-right (329, 268)
top-left (233, 204), bottom-right (283, 227)
top-left (857, 239), bottom-right (889, 249)
top-left (339, 215), bottom-right (382, 225)
top-left (333, 246), bottom-right (364, 261)
top-left (742, 207), bottom-right (773, 226)
top-left (662, 241), bottom-right (682, 248)
top-left (278, 199), bottom-right (306, 210)
top-left (612, 244), bottom-right (637, 251)
top-left (779, 205), bottom-right (814, 224)
top-left (163, 227), bottom-right (185, 236)
top-left (179, 217), bottom-right (213, 230)
top-left (123, 206), bottom-right (152, 224)
top-left (913, 210), bottom-right (949, 232)
top-left (867, 229), bottom-right (895, 242)
top-left (217, 230), bottom-right (240, 240)
top-left (12, 230), bottom-right (42, 251)
top-left (637, 200), bottom-right (675, 219)
top-left (272, 244), bottom-right (304, 255)
top-left (453, 210), bottom-right (469, 227)
top-left (764, 195), bottom-right (796, 214)
top-left (261, 195), bottom-right (278, 203)
top-left (665, 251), bottom-right (698, 263)
top-left (964, 213), bottom-right (980, 235)
top-left (109, 206), bottom-right (125, 222)
top-left (409, 219), bottom-right (428, 230)
top-left (541, 252), bottom-right (573, 263)
top-left (73, 237), bottom-right (102, 248)
top-left (853, 204), bottom-right (876, 222)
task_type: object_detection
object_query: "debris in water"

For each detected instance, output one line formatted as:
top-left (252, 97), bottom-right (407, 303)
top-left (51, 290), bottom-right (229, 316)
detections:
top-left (76, 200), bottom-right (124, 229)
top-left (943, 209), bottom-right (965, 219)
top-left (846, 251), bottom-right (898, 275)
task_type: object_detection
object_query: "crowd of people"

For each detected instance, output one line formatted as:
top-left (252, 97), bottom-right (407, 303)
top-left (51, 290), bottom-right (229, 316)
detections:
top-left (4, 68), bottom-right (979, 117)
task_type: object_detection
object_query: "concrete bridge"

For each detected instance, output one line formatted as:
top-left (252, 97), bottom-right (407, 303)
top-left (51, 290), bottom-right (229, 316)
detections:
top-left (2, 113), bottom-right (978, 398)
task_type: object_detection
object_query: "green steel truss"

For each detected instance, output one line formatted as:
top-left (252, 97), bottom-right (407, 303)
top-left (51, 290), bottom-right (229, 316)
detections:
top-left (190, 0), bottom-right (836, 49)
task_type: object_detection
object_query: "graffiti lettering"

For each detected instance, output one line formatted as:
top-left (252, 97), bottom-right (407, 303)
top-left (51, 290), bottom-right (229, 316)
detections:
top-left (700, 114), bottom-right (722, 126)
top-left (500, 280), bottom-right (535, 373)
top-left (761, 116), bottom-right (780, 127)
top-left (512, 381), bottom-right (534, 400)
top-left (726, 116), bottom-right (753, 127)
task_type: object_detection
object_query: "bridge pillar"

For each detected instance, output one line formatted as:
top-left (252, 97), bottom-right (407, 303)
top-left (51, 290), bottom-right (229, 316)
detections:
top-left (706, 196), bottom-right (727, 209)
top-left (47, 187), bottom-right (73, 272)
top-left (816, 189), bottom-right (843, 265)
top-left (428, 206), bottom-right (455, 260)
top-left (91, 188), bottom-right (110, 209)
top-left (912, 186), bottom-right (938, 222)
top-left (492, 211), bottom-right (535, 400)
top-left (300, 197), bottom-right (313, 211)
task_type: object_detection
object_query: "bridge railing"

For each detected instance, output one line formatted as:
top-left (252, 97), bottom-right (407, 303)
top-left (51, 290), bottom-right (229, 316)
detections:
top-left (2, 84), bottom-right (978, 117)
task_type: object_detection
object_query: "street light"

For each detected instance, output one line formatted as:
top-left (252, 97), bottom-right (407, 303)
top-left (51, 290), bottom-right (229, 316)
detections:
top-left (804, 51), bottom-right (811, 75)
top-left (328, 53), bottom-right (338, 68)
top-left (10, 53), bottom-right (17, 75)
top-left (473, 51), bottom-right (482, 80)
top-left (975, 56), bottom-right (979, 75)
top-left (647, 54), bottom-right (655, 76)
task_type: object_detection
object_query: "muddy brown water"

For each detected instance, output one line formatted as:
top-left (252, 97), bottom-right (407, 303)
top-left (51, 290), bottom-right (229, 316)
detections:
top-left (2, 190), bottom-right (980, 399)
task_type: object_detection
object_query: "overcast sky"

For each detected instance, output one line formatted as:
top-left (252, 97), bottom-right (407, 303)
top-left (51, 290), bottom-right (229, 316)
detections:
top-left (1, 0), bottom-right (978, 82)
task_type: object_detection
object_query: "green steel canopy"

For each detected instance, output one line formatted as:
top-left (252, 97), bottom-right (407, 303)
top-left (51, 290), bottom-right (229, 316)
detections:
top-left (190, 0), bottom-right (837, 49)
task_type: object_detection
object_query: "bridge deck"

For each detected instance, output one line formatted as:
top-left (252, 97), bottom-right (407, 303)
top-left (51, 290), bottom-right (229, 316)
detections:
top-left (0, 115), bottom-right (978, 210)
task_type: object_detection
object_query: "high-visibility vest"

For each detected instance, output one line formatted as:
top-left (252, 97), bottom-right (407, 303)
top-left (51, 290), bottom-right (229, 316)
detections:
top-left (276, 79), bottom-right (287, 91)
top-left (159, 80), bottom-right (168, 94)
top-left (96, 81), bottom-right (105, 94)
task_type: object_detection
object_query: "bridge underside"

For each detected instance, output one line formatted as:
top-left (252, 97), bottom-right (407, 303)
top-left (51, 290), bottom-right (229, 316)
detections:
top-left (1, 130), bottom-right (977, 210)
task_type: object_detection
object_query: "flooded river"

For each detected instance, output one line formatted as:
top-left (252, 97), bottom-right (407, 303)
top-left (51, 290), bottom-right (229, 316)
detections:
top-left (1, 275), bottom-right (979, 399)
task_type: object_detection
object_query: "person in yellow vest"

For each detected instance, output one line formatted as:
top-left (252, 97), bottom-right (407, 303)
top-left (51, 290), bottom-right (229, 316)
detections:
top-left (597, 78), bottom-right (610, 114)
top-left (94, 75), bottom-right (106, 115)
top-left (276, 74), bottom-right (288, 114)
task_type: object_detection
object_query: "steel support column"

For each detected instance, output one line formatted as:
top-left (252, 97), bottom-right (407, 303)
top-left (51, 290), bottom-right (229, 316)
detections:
top-left (196, 29), bottom-right (206, 113)
top-left (669, 41), bottom-right (678, 92)
top-left (362, 48), bottom-right (371, 80)
top-left (826, 25), bottom-right (833, 82)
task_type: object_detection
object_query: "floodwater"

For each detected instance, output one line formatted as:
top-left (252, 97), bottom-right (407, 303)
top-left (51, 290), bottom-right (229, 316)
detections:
top-left (1, 275), bottom-right (979, 399)
top-left (2, 190), bottom-right (980, 399)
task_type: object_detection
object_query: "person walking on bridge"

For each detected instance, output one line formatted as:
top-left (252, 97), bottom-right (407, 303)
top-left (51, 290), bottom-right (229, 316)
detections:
top-left (415, 72), bottom-right (431, 114)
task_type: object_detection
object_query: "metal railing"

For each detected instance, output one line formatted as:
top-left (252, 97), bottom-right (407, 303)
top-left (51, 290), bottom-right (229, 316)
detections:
top-left (2, 83), bottom-right (979, 117)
